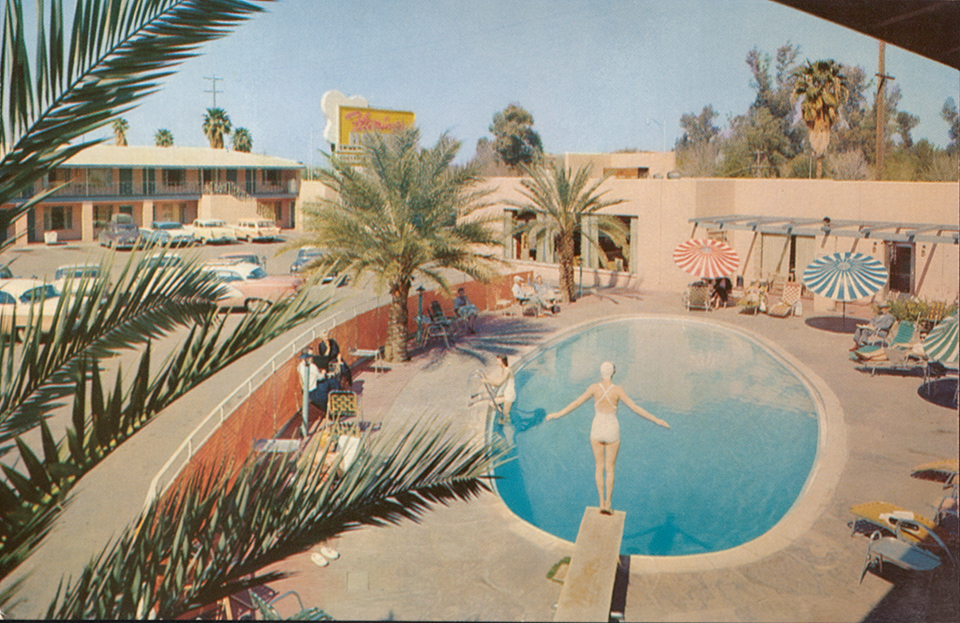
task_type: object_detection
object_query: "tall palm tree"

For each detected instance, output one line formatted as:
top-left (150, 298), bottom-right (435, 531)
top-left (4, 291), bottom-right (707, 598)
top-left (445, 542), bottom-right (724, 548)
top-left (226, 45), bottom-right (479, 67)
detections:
top-left (112, 118), bottom-right (129, 146)
top-left (0, 0), bottom-right (267, 245)
top-left (507, 162), bottom-right (627, 303)
top-left (791, 59), bottom-right (849, 178)
top-left (296, 127), bottom-right (503, 362)
top-left (203, 107), bottom-right (232, 148)
top-left (45, 419), bottom-right (509, 619)
top-left (232, 126), bottom-right (252, 152)
top-left (154, 128), bottom-right (174, 147)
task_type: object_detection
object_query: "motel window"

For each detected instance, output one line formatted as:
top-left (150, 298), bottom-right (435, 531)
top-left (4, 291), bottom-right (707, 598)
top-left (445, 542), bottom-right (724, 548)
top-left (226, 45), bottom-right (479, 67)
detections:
top-left (144, 168), bottom-right (156, 194)
top-left (163, 169), bottom-right (185, 187)
top-left (226, 169), bottom-right (238, 184)
top-left (596, 215), bottom-right (632, 272)
top-left (262, 169), bottom-right (281, 185)
top-left (201, 168), bottom-right (216, 186)
top-left (88, 169), bottom-right (112, 188)
top-left (245, 169), bottom-right (256, 194)
top-left (44, 206), bottom-right (72, 231)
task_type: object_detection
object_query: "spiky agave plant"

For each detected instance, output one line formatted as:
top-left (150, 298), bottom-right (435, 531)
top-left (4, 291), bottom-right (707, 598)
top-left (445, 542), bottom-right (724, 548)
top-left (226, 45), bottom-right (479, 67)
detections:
top-left (46, 418), bottom-right (509, 619)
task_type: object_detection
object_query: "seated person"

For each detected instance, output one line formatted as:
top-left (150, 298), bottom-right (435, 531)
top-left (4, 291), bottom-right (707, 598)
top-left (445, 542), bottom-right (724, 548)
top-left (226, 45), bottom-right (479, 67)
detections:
top-left (710, 276), bottom-right (732, 309)
top-left (512, 276), bottom-right (549, 314)
top-left (453, 287), bottom-right (479, 333)
top-left (851, 303), bottom-right (895, 351)
top-left (533, 275), bottom-right (560, 306)
top-left (299, 346), bottom-right (343, 412)
top-left (314, 331), bottom-right (352, 388)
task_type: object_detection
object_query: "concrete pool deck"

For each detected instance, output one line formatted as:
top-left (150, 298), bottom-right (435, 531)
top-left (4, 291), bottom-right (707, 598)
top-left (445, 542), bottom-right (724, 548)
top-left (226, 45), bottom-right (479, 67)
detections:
top-left (262, 288), bottom-right (959, 622)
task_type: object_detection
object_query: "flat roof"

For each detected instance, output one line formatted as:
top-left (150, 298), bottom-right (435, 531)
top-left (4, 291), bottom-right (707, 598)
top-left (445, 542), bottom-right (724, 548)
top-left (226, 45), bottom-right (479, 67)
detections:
top-left (692, 214), bottom-right (960, 245)
top-left (63, 145), bottom-right (303, 170)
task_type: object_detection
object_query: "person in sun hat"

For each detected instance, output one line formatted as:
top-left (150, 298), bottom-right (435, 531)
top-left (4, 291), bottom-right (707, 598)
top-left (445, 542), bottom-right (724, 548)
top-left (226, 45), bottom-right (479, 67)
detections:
top-left (545, 362), bottom-right (669, 516)
top-left (851, 301), bottom-right (895, 350)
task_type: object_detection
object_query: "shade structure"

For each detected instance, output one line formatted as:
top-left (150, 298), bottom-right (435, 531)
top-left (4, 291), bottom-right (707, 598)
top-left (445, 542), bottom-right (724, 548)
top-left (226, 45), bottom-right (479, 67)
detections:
top-left (910, 459), bottom-right (959, 485)
top-left (673, 239), bottom-right (739, 279)
top-left (802, 252), bottom-right (889, 302)
top-left (923, 314), bottom-right (958, 365)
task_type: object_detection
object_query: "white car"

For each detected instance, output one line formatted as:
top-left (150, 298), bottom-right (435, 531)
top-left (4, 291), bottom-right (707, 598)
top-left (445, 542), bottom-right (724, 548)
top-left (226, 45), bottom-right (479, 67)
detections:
top-left (201, 262), bottom-right (302, 312)
top-left (0, 279), bottom-right (62, 338)
top-left (52, 264), bottom-right (102, 297)
top-left (232, 218), bottom-right (281, 242)
top-left (188, 219), bottom-right (236, 245)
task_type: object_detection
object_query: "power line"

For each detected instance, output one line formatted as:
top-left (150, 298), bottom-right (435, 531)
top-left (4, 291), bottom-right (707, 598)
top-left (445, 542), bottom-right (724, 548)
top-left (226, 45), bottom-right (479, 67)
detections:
top-left (204, 75), bottom-right (223, 108)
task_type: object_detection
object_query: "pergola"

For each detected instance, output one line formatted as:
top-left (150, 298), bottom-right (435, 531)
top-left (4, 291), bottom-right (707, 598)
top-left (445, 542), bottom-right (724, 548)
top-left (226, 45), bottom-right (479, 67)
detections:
top-left (691, 215), bottom-right (959, 245)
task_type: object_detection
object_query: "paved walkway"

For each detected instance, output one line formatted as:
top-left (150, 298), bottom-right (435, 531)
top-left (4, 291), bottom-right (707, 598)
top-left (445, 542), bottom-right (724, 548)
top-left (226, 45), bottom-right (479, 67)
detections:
top-left (3, 287), bottom-right (958, 621)
top-left (262, 290), bottom-right (958, 622)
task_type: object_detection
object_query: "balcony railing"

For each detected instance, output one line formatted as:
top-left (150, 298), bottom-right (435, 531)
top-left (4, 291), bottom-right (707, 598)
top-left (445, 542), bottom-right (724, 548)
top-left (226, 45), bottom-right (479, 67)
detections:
top-left (16, 180), bottom-right (293, 201)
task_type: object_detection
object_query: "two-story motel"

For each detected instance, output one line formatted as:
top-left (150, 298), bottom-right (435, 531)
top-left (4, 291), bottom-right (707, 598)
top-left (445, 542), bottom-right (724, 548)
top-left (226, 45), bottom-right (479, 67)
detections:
top-left (1, 145), bottom-right (302, 245)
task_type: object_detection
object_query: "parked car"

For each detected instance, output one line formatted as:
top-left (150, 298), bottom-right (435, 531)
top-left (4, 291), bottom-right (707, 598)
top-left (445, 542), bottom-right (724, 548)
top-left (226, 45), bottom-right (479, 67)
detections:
top-left (216, 253), bottom-right (267, 270)
top-left (201, 261), bottom-right (301, 313)
top-left (98, 214), bottom-right (140, 249)
top-left (289, 246), bottom-right (339, 284)
top-left (140, 221), bottom-right (196, 246)
top-left (188, 219), bottom-right (237, 245)
top-left (53, 264), bottom-right (102, 297)
top-left (142, 252), bottom-right (184, 270)
top-left (232, 218), bottom-right (281, 242)
top-left (0, 279), bottom-right (62, 338)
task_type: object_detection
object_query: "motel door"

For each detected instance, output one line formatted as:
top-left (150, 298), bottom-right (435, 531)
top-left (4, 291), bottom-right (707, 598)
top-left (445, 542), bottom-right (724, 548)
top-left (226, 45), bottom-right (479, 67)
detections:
top-left (887, 242), bottom-right (914, 294)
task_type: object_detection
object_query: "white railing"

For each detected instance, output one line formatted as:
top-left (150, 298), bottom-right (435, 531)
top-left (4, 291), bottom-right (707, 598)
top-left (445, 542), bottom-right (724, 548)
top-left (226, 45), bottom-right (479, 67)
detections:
top-left (143, 295), bottom-right (384, 508)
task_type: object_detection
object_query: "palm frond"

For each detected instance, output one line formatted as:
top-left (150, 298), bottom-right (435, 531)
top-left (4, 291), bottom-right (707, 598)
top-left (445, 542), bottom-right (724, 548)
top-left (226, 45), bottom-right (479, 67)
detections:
top-left (45, 418), bottom-right (509, 619)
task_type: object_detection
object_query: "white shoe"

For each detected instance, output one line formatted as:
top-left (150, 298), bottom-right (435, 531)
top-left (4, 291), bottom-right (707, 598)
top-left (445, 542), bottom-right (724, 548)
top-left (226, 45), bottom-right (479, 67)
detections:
top-left (320, 546), bottom-right (340, 560)
top-left (311, 552), bottom-right (328, 567)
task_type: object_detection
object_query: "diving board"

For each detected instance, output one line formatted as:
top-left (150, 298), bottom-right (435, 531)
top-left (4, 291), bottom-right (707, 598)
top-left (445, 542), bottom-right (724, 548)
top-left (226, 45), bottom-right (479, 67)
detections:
top-left (554, 507), bottom-right (625, 622)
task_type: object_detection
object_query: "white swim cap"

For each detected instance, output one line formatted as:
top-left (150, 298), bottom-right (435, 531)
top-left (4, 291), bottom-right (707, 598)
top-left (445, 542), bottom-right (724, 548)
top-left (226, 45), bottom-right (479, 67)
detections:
top-left (600, 361), bottom-right (615, 379)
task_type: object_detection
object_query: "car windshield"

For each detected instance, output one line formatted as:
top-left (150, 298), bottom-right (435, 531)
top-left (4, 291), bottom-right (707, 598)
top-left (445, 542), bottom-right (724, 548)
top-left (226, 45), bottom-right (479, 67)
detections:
top-left (114, 223), bottom-right (138, 231)
top-left (257, 221), bottom-right (273, 227)
top-left (20, 285), bottom-right (59, 303)
top-left (0, 291), bottom-right (15, 304)
top-left (157, 222), bottom-right (183, 230)
top-left (246, 266), bottom-right (268, 280)
top-left (56, 267), bottom-right (98, 279)
top-left (145, 256), bottom-right (181, 268)
top-left (206, 221), bottom-right (226, 227)
top-left (299, 249), bottom-right (324, 259)
top-left (210, 270), bottom-right (242, 283)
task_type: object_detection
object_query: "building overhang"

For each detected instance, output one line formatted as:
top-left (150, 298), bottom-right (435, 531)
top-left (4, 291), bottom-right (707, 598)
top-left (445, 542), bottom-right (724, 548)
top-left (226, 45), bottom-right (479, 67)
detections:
top-left (691, 215), bottom-right (959, 245)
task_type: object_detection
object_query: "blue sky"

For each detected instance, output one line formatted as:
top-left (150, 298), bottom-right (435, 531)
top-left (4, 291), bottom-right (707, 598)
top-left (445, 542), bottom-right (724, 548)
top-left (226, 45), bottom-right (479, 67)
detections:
top-left (115, 0), bottom-right (959, 164)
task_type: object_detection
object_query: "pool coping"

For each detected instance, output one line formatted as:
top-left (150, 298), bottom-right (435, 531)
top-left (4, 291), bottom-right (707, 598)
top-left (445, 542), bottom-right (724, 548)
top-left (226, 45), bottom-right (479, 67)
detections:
top-left (484, 312), bottom-right (848, 574)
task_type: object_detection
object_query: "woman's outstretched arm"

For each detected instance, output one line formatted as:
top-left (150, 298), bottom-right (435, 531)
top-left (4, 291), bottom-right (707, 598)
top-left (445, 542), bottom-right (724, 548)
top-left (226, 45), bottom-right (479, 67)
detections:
top-left (546, 386), bottom-right (595, 420)
top-left (618, 388), bottom-right (670, 428)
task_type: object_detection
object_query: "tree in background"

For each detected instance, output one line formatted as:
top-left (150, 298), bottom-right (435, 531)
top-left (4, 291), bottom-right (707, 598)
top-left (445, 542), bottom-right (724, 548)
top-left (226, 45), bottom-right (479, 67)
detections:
top-left (295, 127), bottom-right (503, 362)
top-left (507, 162), bottom-right (627, 303)
top-left (154, 128), bottom-right (174, 147)
top-left (942, 98), bottom-right (959, 155)
top-left (112, 118), bottom-right (129, 146)
top-left (791, 59), bottom-right (849, 178)
top-left (676, 105), bottom-right (721, 176)
top-left (203, 107), bottom-right (232, 148)
top-left (490, 104), bottom-right (544, 169)
top-left (232, 127), bottom-right (252, 152)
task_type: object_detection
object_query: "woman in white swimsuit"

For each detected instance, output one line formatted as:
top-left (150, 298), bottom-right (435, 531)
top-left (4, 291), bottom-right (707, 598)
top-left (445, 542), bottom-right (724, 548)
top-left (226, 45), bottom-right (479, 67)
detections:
top-left (483, 355), bottom-right (516, 424)
top-left (546, 362), bottom-right (669, 515)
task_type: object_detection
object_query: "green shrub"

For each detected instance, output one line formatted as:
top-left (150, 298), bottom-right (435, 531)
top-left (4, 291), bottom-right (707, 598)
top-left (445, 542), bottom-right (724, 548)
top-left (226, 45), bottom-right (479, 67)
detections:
top-left (883, 297), bottom-right (957, 323)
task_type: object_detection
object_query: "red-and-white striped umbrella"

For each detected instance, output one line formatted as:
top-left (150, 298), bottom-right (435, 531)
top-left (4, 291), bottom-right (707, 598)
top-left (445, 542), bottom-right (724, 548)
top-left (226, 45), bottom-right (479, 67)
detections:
top-left (673, 239), bottom-right (740, 279)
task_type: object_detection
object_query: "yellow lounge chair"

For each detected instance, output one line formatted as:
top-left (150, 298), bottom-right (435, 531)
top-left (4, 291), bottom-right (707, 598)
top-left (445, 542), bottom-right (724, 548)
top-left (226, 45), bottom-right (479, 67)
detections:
top-left (850, 501), bottom-right (938, 545)
top-left (765, 280), bottom-right (802, 318)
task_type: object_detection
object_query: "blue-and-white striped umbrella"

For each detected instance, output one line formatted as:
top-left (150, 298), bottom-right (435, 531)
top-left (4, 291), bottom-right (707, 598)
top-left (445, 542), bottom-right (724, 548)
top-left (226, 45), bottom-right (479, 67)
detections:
top-left (802, 252), bottom-right (889, 302)
top-left (923, 314), bottom-right (958, 365)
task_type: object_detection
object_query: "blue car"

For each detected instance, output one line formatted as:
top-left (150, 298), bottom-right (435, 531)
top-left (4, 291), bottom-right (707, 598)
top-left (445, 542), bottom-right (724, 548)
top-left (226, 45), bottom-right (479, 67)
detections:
top-left (141, 221), bottom-right (196, 247)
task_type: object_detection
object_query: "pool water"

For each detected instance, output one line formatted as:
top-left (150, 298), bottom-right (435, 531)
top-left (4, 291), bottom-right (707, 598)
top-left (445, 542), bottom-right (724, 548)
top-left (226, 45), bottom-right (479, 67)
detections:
top-left (492, 317), bottom-right (819, 557)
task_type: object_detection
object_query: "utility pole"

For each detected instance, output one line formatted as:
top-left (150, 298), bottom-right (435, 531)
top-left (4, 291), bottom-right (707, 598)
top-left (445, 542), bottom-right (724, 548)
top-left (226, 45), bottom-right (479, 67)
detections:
top-left (204, 74), bottom-right (223, 108)
top-left (875, 42), bottom-right (895, 181)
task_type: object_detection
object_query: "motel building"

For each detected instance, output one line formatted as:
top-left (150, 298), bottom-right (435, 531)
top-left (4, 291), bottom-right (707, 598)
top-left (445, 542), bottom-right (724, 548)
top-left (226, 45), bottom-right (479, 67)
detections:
top-left (1, 145), bottom-right (302, 245)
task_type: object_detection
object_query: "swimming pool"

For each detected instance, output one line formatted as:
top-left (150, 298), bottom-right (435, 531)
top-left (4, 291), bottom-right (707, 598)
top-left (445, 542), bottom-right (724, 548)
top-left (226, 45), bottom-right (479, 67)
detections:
top-left (491, 316), bottom-right (820, 557)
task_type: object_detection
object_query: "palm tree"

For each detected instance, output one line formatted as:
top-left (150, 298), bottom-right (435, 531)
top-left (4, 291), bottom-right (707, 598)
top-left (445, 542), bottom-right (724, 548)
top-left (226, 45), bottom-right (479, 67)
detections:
top-left (0, 0), bottom-right (266, 246)
top-left (112, 118), bottom-right (129, 146)
top-left (296, 127), bottom-right (503, 362)
top-left (203, 107), bottom-right (232, 148)
top-left (232, 127), bottom-right (252, 152)
top-left (45, 419), bottom-right (509, 619)
top-left (507, 162), bottom-right (627, 303)
top-left (791, 59), bottom-right (849, 178)
top-left (154, 128), bottom-right (174, 147)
